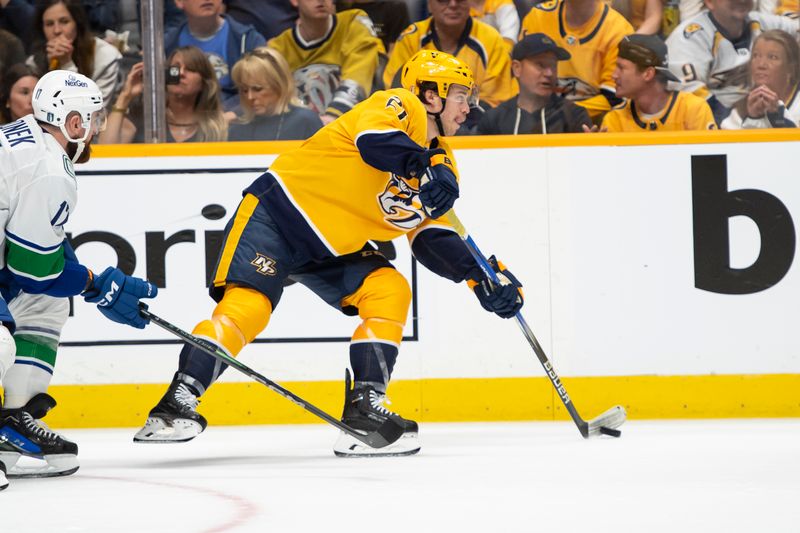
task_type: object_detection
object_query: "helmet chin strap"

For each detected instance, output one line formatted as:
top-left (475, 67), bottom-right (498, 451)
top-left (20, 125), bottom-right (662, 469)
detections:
top-left (427, 98), bottom-right (447, 137)
top-left (59, 122), bottom-right (91, 163)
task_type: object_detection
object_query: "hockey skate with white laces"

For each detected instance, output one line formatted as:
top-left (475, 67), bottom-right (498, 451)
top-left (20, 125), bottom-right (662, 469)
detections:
top-left (0, 393), bottom-right (79, 478)
top-left (134, 380), bottom-right (207, 443)
top-left (334, 370), bottom-right (420, 457)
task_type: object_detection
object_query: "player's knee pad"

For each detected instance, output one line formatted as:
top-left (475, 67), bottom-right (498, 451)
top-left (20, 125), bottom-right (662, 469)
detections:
top-left (192, 285), bottom-right (272, 356)
top-left (346, 268), bottom-right (411, 324)
top-left (0, 324), bottom-right (16, 383)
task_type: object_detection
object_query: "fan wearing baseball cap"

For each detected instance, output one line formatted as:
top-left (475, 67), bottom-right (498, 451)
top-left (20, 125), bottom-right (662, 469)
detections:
top-left (601, 34), bottom-right (717, 131)
top-left (476, 33), bottom-right (592, 134)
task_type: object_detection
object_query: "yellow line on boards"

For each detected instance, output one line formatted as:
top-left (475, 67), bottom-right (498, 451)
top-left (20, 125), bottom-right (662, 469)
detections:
top-left (91, 129), bottom-right (800, 159)
top-left (28, 373), bottom-right (800, 429)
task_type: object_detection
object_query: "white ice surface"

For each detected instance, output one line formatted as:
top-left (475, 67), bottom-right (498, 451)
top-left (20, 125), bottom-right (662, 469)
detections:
top-left (2, 420), bottom-right (799, 532)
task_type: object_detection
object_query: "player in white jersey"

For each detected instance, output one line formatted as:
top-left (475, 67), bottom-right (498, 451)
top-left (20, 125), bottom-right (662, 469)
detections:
top-left (666, 0), bottom-right (798, 123)
top-left (0, 70), bottom-right (158, 490)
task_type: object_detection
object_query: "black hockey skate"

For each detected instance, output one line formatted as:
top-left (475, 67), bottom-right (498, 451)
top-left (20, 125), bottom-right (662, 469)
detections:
top-left (133, 380), bottom-right (207, 443)
top-left (333, 370), bottom-right (420, 457)
top-left (0, 393), bottom-right (79, 478)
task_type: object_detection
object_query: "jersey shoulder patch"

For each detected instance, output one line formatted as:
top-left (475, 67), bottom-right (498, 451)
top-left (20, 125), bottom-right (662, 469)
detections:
top-left (353, 12), bottom-right (379, 37)
top-left (683, 22), bottom-right (703, 38)
top-left (385, 94), bottom-right (408, 121)
top-left (398, 24), bottom-right (419, 41)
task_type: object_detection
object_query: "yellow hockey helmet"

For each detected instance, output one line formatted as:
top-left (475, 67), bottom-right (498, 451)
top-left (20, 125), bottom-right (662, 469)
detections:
top-left (400, 50), bottom-right (475, 100)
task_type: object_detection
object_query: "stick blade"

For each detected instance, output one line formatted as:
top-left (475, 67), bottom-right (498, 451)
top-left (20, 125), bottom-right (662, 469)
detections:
top-left (587, 405), bottom-right (626, 438)
top-left (358, 418), bottom-right (406, 448)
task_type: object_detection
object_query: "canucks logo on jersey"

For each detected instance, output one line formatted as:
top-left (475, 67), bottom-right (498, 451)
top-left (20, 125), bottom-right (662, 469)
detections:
top-left (378, 174), bottom-right (425, 230)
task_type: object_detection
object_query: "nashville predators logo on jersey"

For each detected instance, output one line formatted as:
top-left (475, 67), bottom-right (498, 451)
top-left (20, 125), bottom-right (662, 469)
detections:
top-left (251, 253), bottom-right (277, 276)
top-left (378, 174), bottom-right (425, 229)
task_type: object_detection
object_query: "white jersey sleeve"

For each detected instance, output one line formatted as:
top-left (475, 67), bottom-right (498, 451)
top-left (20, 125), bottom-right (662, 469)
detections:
top-left (0, 115), bottom-right (77, 286)
top-left (666, 13), bottom-right (715, 99)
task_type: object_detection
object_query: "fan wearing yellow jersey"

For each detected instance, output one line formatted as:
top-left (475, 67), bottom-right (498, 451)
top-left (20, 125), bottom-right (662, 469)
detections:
top-left (134, 51), bottom-right (524, 458)
top-left (384, 0), bottom-right (516, 108)
top-left (520, 0), bottom-right (633, 119)
top-left (601, 34), bottom-right (717, 131)
top-left (268, 0), bottom-right (384, 123)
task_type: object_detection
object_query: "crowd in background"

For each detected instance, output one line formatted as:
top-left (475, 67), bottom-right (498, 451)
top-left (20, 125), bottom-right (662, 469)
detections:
top-left (1, 0), bottom-right (799, 143)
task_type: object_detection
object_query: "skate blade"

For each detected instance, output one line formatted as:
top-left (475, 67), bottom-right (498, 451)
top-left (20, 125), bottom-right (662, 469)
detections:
top-left (5, 453), bottom-right (79, 479)
top-left (333, 431), bottom-right (421, 458)
top-left (133, 416), bottom-right (204, 443)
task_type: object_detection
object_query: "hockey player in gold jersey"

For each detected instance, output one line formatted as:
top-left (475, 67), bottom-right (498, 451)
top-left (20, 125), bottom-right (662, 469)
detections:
top-left (601, 34), bottom-right (717, 131)
top-left (134, 50), bottom-right (524, 457)
top-left (520, 0), bottom-right (633, 119)
top-left (268, 0), bottom-right (384, 123)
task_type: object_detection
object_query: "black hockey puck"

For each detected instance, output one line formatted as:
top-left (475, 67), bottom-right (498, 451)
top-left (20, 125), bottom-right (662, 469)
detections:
top-left (599, 427), bottom-right (622, 437)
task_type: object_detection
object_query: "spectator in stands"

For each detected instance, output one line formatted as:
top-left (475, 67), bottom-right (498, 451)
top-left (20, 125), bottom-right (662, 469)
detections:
top-left (601, 34), bottom-right (716, 131)
top-left (470, 0), bottom-right (520, 48)
top-left (384, 0), bottom-right (516, 109)
top-left (0, 0), bottom-right (34, 49)
top-left (604, 0), bottom-right (662, 34)
top-left (223, 0), bottom-right (297, 40)
top-left (477, 33), bottom-right (591, 133)
top-left (722, 29), bottom-right (800, 128)
top-left (268, 0), bottom-right (384, 124)
top-left (100, 46), bottom-right (228, 143)
top-left (520, 0), bottom-right (633, 120)
top-left (0, 29), bottom-right (26, 77)
top-left (337, 0), bottom-right (411, 53)
top-left (0, 63), bottom-right (38, 124)
top-left (27, 0), bottom-right (121, 103)
top-left (165, 0), bottom-right (266, 110)
top-left (228, 47), bottom-right (323, 141)
top-left (666, 0), bottom-right (798, 124)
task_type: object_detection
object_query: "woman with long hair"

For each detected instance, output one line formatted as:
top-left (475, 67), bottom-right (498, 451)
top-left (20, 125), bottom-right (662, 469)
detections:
top-left (722, 30), bottom-right (800, 129)
top-left (0, 64), bottom-right (39, 124)
top-left (229, 47), bottom-right (322, 141)
top-left (101, 46), bottom-right (228, 143)
top-left (26, 0), bottom-right (121, 103)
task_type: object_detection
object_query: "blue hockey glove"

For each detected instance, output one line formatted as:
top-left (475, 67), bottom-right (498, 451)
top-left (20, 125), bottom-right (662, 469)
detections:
top-left (419, 158), bottom-right (459, 219)
top-left (470, 256), bottom-right (524, 319)
top-left (83, 267), bottom-right (158, 329)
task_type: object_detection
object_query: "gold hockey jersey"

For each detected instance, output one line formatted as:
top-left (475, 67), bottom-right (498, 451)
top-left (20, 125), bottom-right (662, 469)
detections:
top-left (520, 0), bottom-right (633, 118)
top-left (246, 88), bottom-right (457, 259)
top-left (601, 90), bottom-right (717, 131)
top-left (383, 17), bottom-right (517, 107)
top-left (268, 9), bottom-right (385, 117)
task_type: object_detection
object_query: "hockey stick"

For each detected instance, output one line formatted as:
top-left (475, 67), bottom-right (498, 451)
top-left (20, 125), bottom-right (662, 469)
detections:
top-left (138, 306), bottom-right (405, 449)
top-left (441, 207), bottom-right (626, 439)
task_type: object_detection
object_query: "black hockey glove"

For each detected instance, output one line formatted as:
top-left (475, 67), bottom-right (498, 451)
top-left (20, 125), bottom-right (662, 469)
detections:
top-left (470, 256), bottom-right (524, 319)
top-left (419, 153), bottom-right (459, 220)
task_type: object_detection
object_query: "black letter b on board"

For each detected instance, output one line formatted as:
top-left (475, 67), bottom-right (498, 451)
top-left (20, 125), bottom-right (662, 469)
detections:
top-left (692, 154), bottom-right (795, 294)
